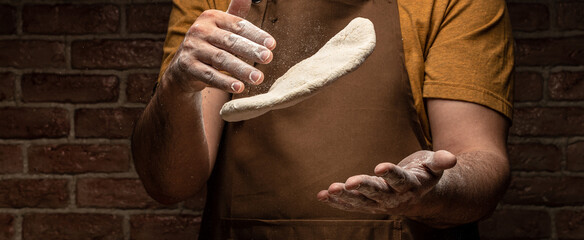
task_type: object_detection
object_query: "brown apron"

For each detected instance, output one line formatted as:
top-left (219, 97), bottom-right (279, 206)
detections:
top-left (199, 0), bottom-right (479, 239)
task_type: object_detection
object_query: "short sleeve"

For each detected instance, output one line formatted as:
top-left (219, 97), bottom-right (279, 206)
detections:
top-left (157, 0), bottom-right (230, 82)
top-left (422, 0), bottom-right (514, 119)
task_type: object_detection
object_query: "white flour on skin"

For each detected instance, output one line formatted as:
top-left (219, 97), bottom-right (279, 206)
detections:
top-left (236, 20), bottom-right (271, 45)
top-left (220, 17), bottom-right (377, 122)
top-left (228, 33), bottom-right (267, 63)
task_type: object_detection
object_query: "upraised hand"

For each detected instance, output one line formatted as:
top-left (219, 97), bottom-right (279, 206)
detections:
top-left (317, 150), bottom-right (457, 216)
top-left (164, 0), bottom-right (276, 93)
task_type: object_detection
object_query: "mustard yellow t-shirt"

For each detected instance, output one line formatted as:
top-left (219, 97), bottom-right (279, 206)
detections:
top-left (159, 0), bottom-right (514, 146)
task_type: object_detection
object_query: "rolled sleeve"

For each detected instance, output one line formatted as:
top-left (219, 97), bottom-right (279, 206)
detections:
top-left (422, 0), bottom-right (514, 120)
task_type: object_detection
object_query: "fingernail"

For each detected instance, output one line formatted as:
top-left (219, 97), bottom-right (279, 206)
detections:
top-left (263, 38), bottom-right (275, 48)
top-left (249, 71), bottom-right (261, 83)
top-left (230, 82), bottom-right (242, 92)
top-left (259, 51), bottom-right (270, 62)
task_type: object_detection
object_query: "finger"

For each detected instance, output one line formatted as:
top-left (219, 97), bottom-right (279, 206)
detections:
top-left (219, 19), bottom-right (276, 50)
top-left (209, 28), bottom-right (273, 64)
top-left (324, 195), bottom-right (381, 214)
top-left (197, 10), bottom-right (276, 50)
top-left (424, 150), bottom-right (457, 176)
top-left (186, 61), bottom-right (244, 93)
top-left (321, 184), bottom-right (379, 212)
top-left (316, 190), bottom-right (330, 201)
top-left (375, 163), bottom-right (418, 193)
top-left (227, 0), bottom-right (251, 18)
top-left (344, 175), bottom-right (389, 200)
top-left (193, 40), bottom-right (264, 85)
top-left (318, 191), bottom-right (356, 211)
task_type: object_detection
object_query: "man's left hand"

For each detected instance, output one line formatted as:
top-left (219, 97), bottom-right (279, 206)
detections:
top-left (317, 150), bottom-right (457, 216)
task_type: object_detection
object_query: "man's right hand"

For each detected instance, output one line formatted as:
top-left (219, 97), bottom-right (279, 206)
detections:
top-left (164, 0), bottom-right (276, 94)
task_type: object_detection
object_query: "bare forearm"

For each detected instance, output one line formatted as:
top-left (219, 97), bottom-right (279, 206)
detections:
top-left (131, 77), bottom-right (210, 204)
top-left (410, 150), bottom-right (510, 228)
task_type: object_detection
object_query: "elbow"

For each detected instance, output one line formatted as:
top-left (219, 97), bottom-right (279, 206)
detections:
top-left (138, 167), bottom-right (208, 205)
top-left (146, 182), bottom-right (206, 205)
top-left (132, 144), bottom-right (209, 205)
top-left (133, 152), bottom-right (208, 204)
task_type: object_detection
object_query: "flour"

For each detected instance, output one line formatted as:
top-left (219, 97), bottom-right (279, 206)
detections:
top-left (220, 17), bottom-right (377, 122)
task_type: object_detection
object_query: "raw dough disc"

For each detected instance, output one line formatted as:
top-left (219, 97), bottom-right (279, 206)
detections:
top-left (220, 17), bottom-right (376, 122)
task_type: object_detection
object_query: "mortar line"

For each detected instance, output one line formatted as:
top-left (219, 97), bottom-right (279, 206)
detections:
top-left (14, 214), bottom-right (22, 240)
top-left (21, 142), bottom-right (28, 174)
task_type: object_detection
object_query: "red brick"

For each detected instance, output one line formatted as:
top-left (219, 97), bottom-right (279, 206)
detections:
top-left (28, 144), bottom-right (130, 174)
top-left (0, 40), bottom-right (66, 68)
top-left (183, 187), bottom-right (206, 211)
top-left (127, 3), bottom-right (172, 33)
top-left (549, 71), bottom-right (584, 100)
top-left (556, 210), bottom-right (584, 239)
top-left (0, 179), bottom-right (68, 208)
top-left (76, 178), bottom-right (166, 209)
top-left (510, 107), bottom-right (584, 136)
top-left (507, 3), bottom-right (549, 32)
top-left (0, 107), bottom-right (69, 139)
top-left (557, 2), bottom-right (584, 30)
top-left (479, 209), bottom-right (551, 239)
top-left (71, 39), bottom-right (163, 69)
top-left (503, 176), bottom-right (584, 206)
top-left (130, 214), bottom-right (201, 240)
top-left (0, 5), bottom-right (16, 35)
top-left (567, 141), bottom-right (584, 172)
top-left (0, 145), bottom-right (22, 174)
top-left (507, 143), bottom-right (561, 171)
top-left (516, 37), bottom-right (584, 66)
top-left (21, 74), bottom-right (119, 103)
top-left (514, 71), bottom-right (543, 102)
top-left (127, 73), bottom-right (157, 103)
top-left (0, 72), bottom-right (16, 101)
top-left (0, 214), bottom-right (14, 240)
top-left (75, 108), bottom-right (143, 139)
top-left (23, 213), bottom-right (123, 240)
top-left (23, 4), bottom-right (119, 34)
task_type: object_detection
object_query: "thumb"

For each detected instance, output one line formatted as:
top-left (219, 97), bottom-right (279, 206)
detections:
top-left (424, 150), bottom-right (457, 175)
top-left (227, 0), bottom-right (251, 18)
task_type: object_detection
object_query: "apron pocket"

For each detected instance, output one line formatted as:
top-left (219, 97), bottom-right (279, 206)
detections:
top-left (223, 218), bottom-right (402, 240)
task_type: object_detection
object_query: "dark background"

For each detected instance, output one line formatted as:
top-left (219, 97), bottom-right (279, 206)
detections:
top-left (0, 0), bottom-right (582, 239)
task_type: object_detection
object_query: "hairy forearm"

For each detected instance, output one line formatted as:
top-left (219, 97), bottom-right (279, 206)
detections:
top-left (410, 150), bottom-right (510, 228)
top-left (131, 77), bottom-right (211, 204)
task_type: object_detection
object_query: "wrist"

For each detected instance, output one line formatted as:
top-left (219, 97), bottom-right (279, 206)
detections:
top-left (152, 69), bottom-right (202, 112)
top-left (161, 63), bottom-right (207, 94)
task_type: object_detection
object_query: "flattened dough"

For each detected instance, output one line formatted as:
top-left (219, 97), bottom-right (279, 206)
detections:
top-left (220, 17), bottom-right (376, 122)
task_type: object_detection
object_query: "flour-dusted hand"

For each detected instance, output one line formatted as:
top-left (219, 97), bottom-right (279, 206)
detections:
top-left (317, 150), bottom-right (457, 216)
top-left (164, 0), bottom-right (276, 93)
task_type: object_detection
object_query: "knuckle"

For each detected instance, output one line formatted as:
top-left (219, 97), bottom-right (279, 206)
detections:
top-left (174, 54), bottom-right (191, 72)
top-left (231, 20), bottom-right (245, 34)
top-left (211, 51), bottom-right (228, 67)
top-left (180, 38), bottom-right (196, 51)
top-left (187, 23), bottom-right (207, 37)
top-left (222, 33), bottom-right (238, 49)
top-left (199, 9), bottom-right (219, 19)
top-left (201, 69), bottom-right (216, 83)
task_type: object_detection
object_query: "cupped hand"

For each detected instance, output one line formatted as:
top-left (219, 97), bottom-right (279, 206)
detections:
top-left (317, 150), bottom-right (457, 216)
top-left (165, 0), bottom-right (276, 93)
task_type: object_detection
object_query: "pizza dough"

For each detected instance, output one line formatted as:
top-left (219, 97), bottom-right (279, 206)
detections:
top-left (220, 17), bottom-right (376, 122)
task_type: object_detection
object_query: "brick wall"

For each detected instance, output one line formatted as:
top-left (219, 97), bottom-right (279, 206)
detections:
top-left (0, 0), bottom-right (205, 239)
top-left (479, 0), bottom-right (584, 239)
top-left (0, 0), bottom-right (582, 239)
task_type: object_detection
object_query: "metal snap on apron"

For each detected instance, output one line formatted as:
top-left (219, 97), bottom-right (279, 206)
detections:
top-left (199, 0), bottom-right (479, 239)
